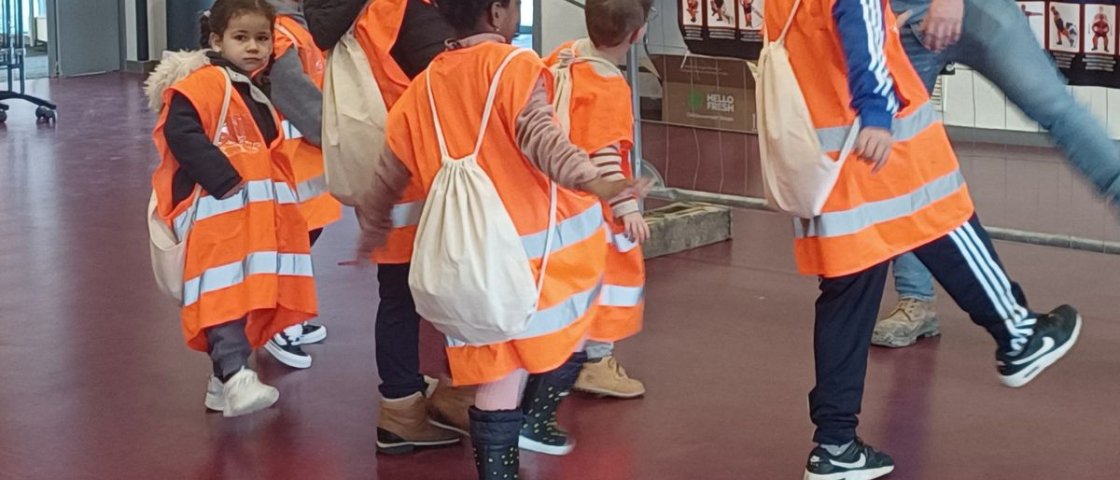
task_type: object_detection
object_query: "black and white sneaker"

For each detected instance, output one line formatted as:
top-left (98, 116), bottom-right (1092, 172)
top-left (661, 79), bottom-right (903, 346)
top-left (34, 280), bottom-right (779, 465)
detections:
top-left (998, 305), bottom-right (1081, 388)
top-left (804, 438), bottom-right (894, 480)
top-left (301, 322), bottom-right (327, 345)
top-left (265, 331), bottom-right (312, 369)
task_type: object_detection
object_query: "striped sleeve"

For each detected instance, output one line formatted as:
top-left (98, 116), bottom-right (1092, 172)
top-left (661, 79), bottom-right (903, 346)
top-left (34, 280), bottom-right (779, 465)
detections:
top-left (831, 0), bottom-right (900, 130)
top-left (592, 144), bottom-right (640, 218)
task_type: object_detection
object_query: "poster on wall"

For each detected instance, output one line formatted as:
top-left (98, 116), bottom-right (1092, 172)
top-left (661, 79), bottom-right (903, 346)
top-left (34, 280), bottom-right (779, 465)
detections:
top-left (679, 0), bottom-right (763, 60)
top-left (1021, 0), bottom-right (1120, 87)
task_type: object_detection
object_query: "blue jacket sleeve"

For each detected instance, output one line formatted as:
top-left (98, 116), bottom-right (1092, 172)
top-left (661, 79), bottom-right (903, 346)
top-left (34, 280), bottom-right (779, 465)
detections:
top-left (831, 0), bottom-right (899, 130)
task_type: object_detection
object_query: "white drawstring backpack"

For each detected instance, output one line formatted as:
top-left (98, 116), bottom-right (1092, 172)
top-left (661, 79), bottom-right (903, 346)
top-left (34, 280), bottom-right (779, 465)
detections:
top-left (147, 68), bottom-right (233, 303)
top-left (752, 0), bottom-right (860, 219)
top-left (408, 48), bottom-right (558, 345)
top-left (549, 44), bottom-right (624, 134)
top-left (320, 21), bottom-right (389, 206)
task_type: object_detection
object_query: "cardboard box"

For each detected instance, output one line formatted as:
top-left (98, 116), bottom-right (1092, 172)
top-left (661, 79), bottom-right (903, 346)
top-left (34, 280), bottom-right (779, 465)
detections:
top-left (651, 54), bottom-right (756, 133)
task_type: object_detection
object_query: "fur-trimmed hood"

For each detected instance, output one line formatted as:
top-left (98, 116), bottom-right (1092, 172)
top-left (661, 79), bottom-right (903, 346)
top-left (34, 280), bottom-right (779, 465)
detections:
top-left (143, 50), bottom-right (212, 112)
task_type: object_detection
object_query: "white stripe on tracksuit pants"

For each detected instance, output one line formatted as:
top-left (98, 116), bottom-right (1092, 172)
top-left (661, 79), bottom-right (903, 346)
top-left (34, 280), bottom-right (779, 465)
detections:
top-left (809, 214), bottom-right (1035, 445)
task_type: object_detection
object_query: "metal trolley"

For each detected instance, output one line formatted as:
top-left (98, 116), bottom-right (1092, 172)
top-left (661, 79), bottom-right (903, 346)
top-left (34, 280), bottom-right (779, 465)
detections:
top-left (1, 0), bottom-right (57, 124)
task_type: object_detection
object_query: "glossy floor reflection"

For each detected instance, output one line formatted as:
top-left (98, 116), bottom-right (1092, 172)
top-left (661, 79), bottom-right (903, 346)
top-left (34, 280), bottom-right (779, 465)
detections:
top-left (1, 74), bottom-right (1118, 479)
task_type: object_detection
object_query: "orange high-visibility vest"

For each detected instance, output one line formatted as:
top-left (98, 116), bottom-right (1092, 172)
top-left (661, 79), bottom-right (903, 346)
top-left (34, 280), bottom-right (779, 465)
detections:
top-left (152, 65), bottom-right (318, 351)
top-left (545, 40), bottom-right (643, 342)
top-left (274, 15), bottom-right (343, 231)
top-left (386, 41), bottom-right (608, 386)
top-left (766, 0), bottom-right (975, 278)
top-left (352, 0), bottom-right (429, 264)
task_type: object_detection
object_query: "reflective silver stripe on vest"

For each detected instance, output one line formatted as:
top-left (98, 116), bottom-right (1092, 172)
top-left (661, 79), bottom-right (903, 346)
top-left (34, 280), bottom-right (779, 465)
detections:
top-left (445, 281), bottom-right (603, 347)
top-left (610, 232), bottom-right (639, 253)
top-left (520, 202), bottom-right (604, 258)
top-left (794, 170), bottom-right (967, 239)
top-left (600, 285), bottom-right (643, 307)
top-left (182, 251), bottom-right (314, 307)
top-left (817, 102), bottom-right (937, 153)
top-left (281, 119), bottom-right (303, 140)
top-left (174, 180), bottom-right (299, 239)
top-left (297, 175), bottom-right (328, 203)
top-left (391, 200), bottom-right (425, 228)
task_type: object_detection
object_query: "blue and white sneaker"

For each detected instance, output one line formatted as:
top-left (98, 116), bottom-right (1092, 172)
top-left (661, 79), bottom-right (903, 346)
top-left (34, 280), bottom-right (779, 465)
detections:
top-left (997, 305), bottom-right (1081, 388)
top-left (804, 438), bottom-right (894, 480)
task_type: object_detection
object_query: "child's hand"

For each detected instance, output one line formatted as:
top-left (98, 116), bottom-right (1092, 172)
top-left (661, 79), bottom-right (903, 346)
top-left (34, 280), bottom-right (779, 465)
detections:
top-left (630, 176), bottom-right (655, 199)
top-left (621, 212), bottom-right (651, 244)
top-left (855, 127), bottom-right (893, 173)
top-left (219, 181), bottom-right (247, 200)
top-left (581, 177), bottom-right (655, 201)
top-left (582, 177), bottom-right (633, 200)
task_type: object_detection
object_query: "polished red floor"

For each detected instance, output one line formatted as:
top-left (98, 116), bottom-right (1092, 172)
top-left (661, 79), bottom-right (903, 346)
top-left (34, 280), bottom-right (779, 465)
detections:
top-left (1, 74), bottom-right (1118, 479)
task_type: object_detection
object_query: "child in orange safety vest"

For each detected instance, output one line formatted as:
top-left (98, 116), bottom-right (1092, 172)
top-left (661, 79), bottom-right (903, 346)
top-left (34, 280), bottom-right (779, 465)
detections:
top-left (353, 0), bottom-right (648, 476)
top-left (260, 0), bottom-right (340, 370)
top-left (146, 0), bottom-right (316, 418)
top-left (764, 1), bottom-right (1083, 478)
top-left (543, 0), bottom-right (654, 400)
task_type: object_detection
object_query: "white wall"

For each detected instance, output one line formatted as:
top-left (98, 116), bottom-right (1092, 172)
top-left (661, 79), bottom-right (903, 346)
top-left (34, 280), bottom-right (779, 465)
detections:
top-left (940, 67), bottom-right (1120, 140)
top-left (148, 0), bottom-right (167, 58)
top-left (123, 0), bottom-right (167, 62)
top-left (125, 0), bottom-right (137, 60)
top-left (540, 0), bottom-right (587, 55)
top-left (539, 0), bottom-right (687, 55)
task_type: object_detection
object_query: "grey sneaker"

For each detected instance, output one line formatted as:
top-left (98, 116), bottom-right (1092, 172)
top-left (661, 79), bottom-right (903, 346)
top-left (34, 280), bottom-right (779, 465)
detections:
top-left (872, 298), bottom-right (940, 348)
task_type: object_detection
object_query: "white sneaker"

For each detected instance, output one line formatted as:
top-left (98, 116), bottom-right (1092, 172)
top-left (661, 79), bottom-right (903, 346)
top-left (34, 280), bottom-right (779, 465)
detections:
top-left (301, 322), bottom-right (328, 345)
top-left (265, 325), bottom-right (312, 369)
top-left (221, 368), bottom-right (279, 417)
top-left (204, 375), bottom-right (225, 411)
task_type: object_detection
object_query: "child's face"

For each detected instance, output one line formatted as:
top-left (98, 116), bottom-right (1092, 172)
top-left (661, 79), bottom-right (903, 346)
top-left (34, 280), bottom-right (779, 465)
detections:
top-left (211, 12), bottom-right (273, 73)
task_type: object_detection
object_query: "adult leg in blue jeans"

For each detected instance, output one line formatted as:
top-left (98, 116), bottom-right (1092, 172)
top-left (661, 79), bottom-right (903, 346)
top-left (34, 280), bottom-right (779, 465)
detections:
top-left (873, 253), bottom-right (942, 347)
top-left (876, 0), bottom-right (1120, 349)
top-left (872, 8), bottom-right (949, 348)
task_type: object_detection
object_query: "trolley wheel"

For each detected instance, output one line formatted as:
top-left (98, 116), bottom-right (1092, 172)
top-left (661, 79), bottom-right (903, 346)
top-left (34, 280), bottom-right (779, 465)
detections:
top-left (35, 106), bottom-right (57, 124)
top-left (0, 110), bottom-right (7, 124)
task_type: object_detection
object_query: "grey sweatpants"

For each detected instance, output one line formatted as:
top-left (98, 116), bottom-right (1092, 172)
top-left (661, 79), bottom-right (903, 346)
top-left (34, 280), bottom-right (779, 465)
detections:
top-left (206, 318), bottom-right (251, 379)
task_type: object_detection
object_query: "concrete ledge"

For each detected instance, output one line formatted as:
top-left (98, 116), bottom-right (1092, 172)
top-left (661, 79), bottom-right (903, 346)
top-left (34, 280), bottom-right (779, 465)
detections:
top-left (643, 202), bottom-right (733, 259)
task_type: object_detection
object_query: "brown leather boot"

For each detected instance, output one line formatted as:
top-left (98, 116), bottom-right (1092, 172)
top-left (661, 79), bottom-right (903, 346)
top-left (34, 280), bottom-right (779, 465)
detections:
top-left (377, 392), bottom-right (461, 455)
top-left (427, 377), bottom-right (476, 436)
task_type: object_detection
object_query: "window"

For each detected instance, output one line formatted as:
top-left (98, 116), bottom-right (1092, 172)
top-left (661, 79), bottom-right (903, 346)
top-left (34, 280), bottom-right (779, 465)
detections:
top-left (520, 0), bottom-right (534, 33)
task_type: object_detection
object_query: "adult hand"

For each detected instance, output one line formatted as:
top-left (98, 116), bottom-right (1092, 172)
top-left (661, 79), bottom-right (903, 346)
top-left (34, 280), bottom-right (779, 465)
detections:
top-left (921, 0), bottom-right (964, 52)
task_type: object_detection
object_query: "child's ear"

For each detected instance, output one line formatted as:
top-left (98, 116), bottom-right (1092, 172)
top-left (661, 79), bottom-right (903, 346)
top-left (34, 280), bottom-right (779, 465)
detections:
top-left (210, 32), bottom-right (222, 51)
top-left (629, 24), bottom-right (649, 45)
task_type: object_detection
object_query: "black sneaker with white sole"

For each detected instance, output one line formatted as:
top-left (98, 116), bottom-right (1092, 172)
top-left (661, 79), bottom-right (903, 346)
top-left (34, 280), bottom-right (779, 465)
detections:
top-left (301, 322), bottom-right (327, 345)
top-left (804, 438), bottom-right (894, 480)
top-left (998, 305), bottom-right (1081, 388)
top-left (265, 332), bottom-right (312, 369)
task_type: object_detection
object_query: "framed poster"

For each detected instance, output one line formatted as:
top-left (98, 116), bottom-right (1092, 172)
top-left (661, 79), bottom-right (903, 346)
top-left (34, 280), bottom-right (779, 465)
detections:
top-left (738, 0), bottom-right (764, 42)
top-left (1020, 0), bottom-right (1120, 87)
top-left (679, 0), bottom-right (763, 59)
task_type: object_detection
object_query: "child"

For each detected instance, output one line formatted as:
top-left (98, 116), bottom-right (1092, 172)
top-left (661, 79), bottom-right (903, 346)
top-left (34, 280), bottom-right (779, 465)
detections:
top-left (303, 0), bottom-right (468, 454)
top-left (355, 0), bottom-right (642, 477)
top-left (145, 0), bottom-right (316, 417)
top-left (764, 1), bottom-right (1081, 478)
top-left (260, 0), bottom-right (339, 369)
top-left (544, 0), bottom-right (653, 401)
